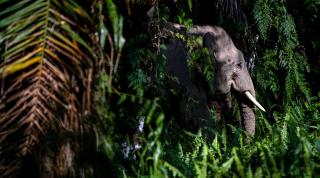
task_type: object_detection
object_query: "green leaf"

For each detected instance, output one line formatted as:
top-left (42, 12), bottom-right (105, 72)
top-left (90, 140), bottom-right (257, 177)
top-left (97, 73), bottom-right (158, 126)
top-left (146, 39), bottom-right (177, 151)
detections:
top-left (220, 157), bottom-right (234, 174)
top-left (232, 148), bottom-right (245, 178)
top-left (187, 0), bottom-right (192, 12)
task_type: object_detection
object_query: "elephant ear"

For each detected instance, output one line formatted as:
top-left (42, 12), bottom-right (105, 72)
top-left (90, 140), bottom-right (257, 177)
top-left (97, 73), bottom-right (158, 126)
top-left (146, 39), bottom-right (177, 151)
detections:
top-left (203, 32), bottom-right (218, 65)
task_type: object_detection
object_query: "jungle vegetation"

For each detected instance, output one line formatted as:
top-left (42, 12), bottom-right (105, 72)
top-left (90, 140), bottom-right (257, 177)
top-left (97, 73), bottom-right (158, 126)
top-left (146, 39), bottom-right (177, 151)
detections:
top-left (0, 0), bottom-right (320, 177)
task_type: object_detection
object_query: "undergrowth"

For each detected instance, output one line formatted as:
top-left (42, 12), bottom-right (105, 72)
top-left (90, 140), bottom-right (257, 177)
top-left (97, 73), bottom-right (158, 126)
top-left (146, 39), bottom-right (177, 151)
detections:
top-left (95, 0), bottom-right (320, 177)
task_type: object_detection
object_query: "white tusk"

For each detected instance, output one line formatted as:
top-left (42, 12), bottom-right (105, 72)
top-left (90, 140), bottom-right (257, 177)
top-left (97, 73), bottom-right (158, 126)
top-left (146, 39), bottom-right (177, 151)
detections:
top-left (244, 91), bottom-right (266, 112)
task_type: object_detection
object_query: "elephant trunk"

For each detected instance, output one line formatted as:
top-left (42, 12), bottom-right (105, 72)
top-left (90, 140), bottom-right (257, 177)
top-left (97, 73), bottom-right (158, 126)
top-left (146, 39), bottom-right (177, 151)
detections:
top-left (236, 93), bottom-right (256, 136)
top-left (232, 72), bottom-right (258, 136)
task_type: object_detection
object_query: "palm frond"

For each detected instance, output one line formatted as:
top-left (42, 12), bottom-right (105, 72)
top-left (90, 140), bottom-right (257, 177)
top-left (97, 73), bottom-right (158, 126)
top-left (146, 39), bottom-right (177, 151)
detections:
top-left (0, 0), bottom-right (96, 176)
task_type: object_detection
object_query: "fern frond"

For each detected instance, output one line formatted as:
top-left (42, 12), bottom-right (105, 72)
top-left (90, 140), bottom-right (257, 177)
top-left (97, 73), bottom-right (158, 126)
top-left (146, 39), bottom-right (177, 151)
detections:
top-left (253, 0), bottom-right (311, 108)
top-left (253, 0), bottom-right (272, 40)
top-left (305, 0), bottom-right (320, 21)
top-left (232, 148), bottom-right (245, 178)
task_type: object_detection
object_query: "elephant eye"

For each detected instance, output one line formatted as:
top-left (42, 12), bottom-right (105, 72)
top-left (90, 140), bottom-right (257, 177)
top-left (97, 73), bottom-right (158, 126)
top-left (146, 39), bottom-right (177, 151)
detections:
top-left (236, 62), bottom-right (242, 69)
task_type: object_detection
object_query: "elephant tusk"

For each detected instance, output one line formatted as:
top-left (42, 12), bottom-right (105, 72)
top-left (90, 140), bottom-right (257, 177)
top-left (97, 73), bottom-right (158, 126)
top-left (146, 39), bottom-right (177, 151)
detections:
top-left (244, 91), bottom-right (266, 112)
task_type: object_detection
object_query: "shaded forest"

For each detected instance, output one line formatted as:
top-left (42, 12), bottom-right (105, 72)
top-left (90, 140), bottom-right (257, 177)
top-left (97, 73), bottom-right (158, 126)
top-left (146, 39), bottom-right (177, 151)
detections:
top-left (0, 0), bottom-right (320, 177)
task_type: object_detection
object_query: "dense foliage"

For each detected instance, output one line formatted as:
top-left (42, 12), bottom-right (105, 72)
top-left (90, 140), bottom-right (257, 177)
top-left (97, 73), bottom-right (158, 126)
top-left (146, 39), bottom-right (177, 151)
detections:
top-left (108, 1), bottom-right (320, 177)
top-left (1, 0), bottom-right (319, 177)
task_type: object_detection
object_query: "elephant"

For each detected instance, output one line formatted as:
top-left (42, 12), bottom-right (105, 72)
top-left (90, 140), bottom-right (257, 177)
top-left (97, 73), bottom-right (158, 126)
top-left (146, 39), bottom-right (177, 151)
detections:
top-left (163, 39), bottom-right (212, 133)
top-left (161, 23), bottom-right (265, 136)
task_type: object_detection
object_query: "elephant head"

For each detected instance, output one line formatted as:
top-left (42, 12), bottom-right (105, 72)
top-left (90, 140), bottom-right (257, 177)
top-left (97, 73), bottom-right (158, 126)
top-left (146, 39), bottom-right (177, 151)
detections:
top-left (201, 27), bottom-right (265, 135)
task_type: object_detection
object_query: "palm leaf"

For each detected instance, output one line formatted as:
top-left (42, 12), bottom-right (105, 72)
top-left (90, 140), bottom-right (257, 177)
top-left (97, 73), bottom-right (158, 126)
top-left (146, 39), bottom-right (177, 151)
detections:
top-left (0, 0), bottom-right (96, 176)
